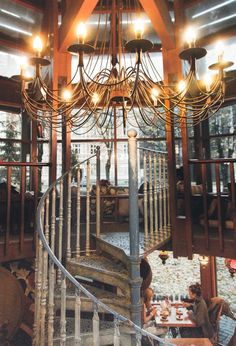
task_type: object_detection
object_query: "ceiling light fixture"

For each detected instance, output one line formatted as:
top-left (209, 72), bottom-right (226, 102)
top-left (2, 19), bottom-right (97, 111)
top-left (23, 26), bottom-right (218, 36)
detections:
top-left (199, 13), bottom-right (236, 29)
top-left (192, 0), bottom-right (236, 19)
top-left (0, 9), bottom-right (20, 18)
top-left (16, 0), bottom-right (233, 134)
top-left (0, 23), bottom-right (32, 36)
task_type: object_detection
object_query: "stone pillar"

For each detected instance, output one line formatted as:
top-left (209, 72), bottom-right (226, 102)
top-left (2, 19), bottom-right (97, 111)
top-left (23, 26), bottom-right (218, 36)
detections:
top-left (128, 129), bottom-right (142, 330)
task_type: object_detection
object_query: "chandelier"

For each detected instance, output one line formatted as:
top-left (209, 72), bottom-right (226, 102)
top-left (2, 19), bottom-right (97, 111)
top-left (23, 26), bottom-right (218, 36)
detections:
top-left (18, 1), bottom-right (234, 134)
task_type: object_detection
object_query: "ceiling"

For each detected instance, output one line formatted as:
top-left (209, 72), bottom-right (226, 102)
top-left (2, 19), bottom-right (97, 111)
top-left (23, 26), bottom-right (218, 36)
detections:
top-left (0, 0), bottom-right (235, 54)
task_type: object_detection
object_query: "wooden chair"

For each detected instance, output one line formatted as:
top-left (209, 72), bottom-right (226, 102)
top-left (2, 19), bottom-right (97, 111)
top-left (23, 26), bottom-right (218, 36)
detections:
top-left (208, 297), bottom-right (223, 345)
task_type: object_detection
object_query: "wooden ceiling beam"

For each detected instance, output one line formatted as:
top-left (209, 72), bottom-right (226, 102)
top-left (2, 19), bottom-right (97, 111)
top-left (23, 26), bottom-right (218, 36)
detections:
top-left (59, 0), bottom-right (99, 53)
top-left (139, 0), bottom-right (175, 50)
top-left (183, 0), bottom-right (202, 9)
top-left (12, 0), bottom-right (43, 12)
top-left (198, 25), bottom-right (236, 47)
top-left (0, 36), bottom-right (29, 54)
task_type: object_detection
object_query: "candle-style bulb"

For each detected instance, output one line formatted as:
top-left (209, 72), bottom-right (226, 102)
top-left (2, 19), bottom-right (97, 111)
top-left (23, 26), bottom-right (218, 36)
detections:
top-left (203, 73), bottom-right (213, 92)
top-left (76, 22), bottom-right (87, 44)
top-left (178, 80), bottom-right (186, 93)
top-left (33, 36), bottom-right (43, 56)
top-left (215, 41), bottom-right (224, 62)
top-left (62, 89), bottom-right (72, 101)
top-left (134, 18), bottom-right (145, 39)
top-left (151, 87), bottom-right (159, 106)
top-left (184, 27), bottom-right (197, 48)
top-left (92, 92), bottom-right (100, 105)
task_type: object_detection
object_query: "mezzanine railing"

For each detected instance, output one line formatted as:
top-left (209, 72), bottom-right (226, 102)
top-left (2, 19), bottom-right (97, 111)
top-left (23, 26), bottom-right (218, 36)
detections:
top-left (189, 158), bottom-right (236, 252)
top-left (0, 161), bottom-right (50, 261)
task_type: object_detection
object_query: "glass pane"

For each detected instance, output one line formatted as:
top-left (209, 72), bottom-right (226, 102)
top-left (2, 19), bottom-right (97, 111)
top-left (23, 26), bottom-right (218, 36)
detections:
top-left (216, 257), bottom-right (236, 315)
top-left (209, 105), bottom-right (236, 136)
top-left (149, 251), bottom-right (201, 297)
top-left (210, 137), bottom-right (236, 158)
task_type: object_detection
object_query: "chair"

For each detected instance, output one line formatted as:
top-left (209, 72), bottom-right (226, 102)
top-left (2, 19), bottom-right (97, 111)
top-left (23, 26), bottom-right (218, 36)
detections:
top-left (208, 297), bottom-right (225, 345)
top-left (208, 297), bottom-right (236, 345)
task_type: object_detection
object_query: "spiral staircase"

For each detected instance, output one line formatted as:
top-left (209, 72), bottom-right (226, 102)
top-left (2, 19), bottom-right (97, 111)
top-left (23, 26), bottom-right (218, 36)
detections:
top-left (34, 131), bottom-right (173, 345)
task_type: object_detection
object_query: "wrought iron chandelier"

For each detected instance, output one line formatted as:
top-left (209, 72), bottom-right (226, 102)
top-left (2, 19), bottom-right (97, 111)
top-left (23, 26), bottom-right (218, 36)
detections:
top-left (18, 1), bottom-right (233, 134)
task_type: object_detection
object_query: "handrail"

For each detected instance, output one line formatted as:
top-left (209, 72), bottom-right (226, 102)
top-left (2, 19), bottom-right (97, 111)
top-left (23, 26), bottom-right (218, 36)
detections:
top-left (189, 158), bottom-right (236, 164)
top-left (0, 161), bottom-right (51, 167)
top-left (138, 146), bottom-right (168, 155)
top-left (36, 153), bottom-right (175, 346)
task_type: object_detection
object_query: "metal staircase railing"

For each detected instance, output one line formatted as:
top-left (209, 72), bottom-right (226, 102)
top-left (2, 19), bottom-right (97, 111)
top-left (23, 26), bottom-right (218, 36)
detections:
top-left (34, 132), bottom-right (174, 345)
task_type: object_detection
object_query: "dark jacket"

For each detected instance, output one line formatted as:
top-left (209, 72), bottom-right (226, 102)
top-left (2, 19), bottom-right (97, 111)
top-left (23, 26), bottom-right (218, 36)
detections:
top-left (191, 296), bottom-right (214, 338)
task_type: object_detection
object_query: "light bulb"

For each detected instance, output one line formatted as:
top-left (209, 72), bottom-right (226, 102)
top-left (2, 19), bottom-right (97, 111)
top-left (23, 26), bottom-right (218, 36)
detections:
top-left (22, 69), bottom-right (33, 80)
top-left (198, 255), bottom-right (209, 267)
top-left (33, 35), bottom-right (43, 55)
top-left (20, 56), bottom-right (28, 77)
top-left (76, 22), bottom-right (87, 44)
top-left (92, 92), bottom-right (99, 105)
top-left (178, 80), bottom-right (186, 93)
top-left (203, 73), bottom-right (213, 91)
top-left (134, 18), bottom-right (145, 39)
top-left (20, 56), bottom-right (28, 68)
top-left (62, 89), bottom-right (72, 101)
top-left (215, 41), bottom-right (224, 62)
top-left (40, 87), bottom-right (47, 99)
top-left (184, 27), bottom-right (197, 48)
top-left (151, 88), bottom-right (159, 106)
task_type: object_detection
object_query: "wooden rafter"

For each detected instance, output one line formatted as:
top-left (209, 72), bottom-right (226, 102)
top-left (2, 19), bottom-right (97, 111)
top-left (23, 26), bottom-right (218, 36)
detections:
top-left (139, 0), bottom-right (175, 50)
top-left (59, 0), bottom-right (99, 53)
top-left (12, 0), bottom-right (43, 12)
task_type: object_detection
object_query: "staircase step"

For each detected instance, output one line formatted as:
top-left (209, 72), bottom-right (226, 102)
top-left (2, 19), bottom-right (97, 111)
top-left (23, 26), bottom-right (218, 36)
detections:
top-left (96, 231), bottom-right (171, 258)
top-left (67, 255), bottom-right (130, 297)
top-left (54, 284), bottom-right (130, 318)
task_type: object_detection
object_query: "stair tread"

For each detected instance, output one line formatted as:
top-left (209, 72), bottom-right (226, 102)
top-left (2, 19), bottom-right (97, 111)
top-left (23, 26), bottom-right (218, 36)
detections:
top-left (56, 283), bottom-right (129, 303)
top-left (98, 231), bottom-right (171, 256)
top-left (68, 255), bottom-right (128, 278)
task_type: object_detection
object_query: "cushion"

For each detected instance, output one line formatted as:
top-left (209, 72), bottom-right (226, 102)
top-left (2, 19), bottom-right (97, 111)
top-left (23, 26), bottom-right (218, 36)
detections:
top-left (191, 184), bottom-right (203, 195)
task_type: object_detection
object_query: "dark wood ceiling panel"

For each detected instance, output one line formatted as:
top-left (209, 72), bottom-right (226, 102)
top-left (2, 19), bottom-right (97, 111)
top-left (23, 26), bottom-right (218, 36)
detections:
top-left (59, 0), bottom-right (99, 52)
top-left (139, 0), bottom-right (175, 49)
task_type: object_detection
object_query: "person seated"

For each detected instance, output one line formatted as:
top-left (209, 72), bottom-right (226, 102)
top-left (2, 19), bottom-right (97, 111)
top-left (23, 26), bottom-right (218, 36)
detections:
top-left (180, 283), bottom-right (214, 339)
top-left (143, 287), bottom-right (157, 325)
top-left (142, 287), bottom-right (167, 337)
top-left (140, 257), bottom-right (152, 296)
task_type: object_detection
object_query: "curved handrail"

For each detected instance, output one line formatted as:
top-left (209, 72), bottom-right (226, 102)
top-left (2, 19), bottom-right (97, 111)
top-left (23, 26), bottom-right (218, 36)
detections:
top-left (36, 154), bottom-right (176, 345)
top-left (137, 146), bottom-right (168, 155)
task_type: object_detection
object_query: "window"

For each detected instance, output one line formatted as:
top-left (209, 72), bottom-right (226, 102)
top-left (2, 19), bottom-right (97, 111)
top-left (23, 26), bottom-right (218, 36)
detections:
top-left (90, 144), bottom-right (96, 155)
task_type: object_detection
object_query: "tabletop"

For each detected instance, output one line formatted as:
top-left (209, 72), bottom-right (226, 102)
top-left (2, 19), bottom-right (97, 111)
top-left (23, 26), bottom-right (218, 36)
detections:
top-left (155, 306), bottom-right (196, 328)
top-left (166, 338), bottom-right (212, 345)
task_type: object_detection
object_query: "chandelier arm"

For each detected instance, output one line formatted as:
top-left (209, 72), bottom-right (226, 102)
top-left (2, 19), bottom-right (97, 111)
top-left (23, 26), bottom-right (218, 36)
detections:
top-left (82, 65), bottom-right (135, 87)
top-left (129, 61), bottom-right (141, 99)
top-left (135, 87), bottom-right (174, 126)
top-left (142, 52), bottom-right (163, 83)
top-left (72, 105), bottom-right (112, 134)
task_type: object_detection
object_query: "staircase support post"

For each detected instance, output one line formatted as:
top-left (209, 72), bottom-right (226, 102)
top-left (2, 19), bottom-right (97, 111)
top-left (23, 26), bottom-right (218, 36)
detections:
top-left (128, 130), bottom-right (142, 329)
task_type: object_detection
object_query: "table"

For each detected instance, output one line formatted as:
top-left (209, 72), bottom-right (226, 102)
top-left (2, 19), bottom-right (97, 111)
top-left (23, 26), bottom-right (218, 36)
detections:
top-left (155, 306), bottom-right (196, 328)
top-left (166, 338), bottom-right (212, 345)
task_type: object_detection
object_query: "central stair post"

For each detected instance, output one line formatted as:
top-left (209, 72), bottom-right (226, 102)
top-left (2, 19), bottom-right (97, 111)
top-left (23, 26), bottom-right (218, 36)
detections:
top-left (128, 130), bottom-right (142, 336)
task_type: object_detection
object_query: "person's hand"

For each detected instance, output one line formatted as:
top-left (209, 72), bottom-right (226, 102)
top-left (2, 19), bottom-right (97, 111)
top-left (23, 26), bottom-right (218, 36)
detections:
top-left (187, 310), bottom-right (193, 318)
top-left (182, 302), bottom-right (191, 308)
top-left (151, 307), bottom-right (157, 317)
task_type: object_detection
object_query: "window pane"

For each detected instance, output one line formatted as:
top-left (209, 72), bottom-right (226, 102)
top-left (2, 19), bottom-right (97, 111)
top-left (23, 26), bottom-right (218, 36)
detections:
top-left (216, 257), bottom-right (236, 315)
